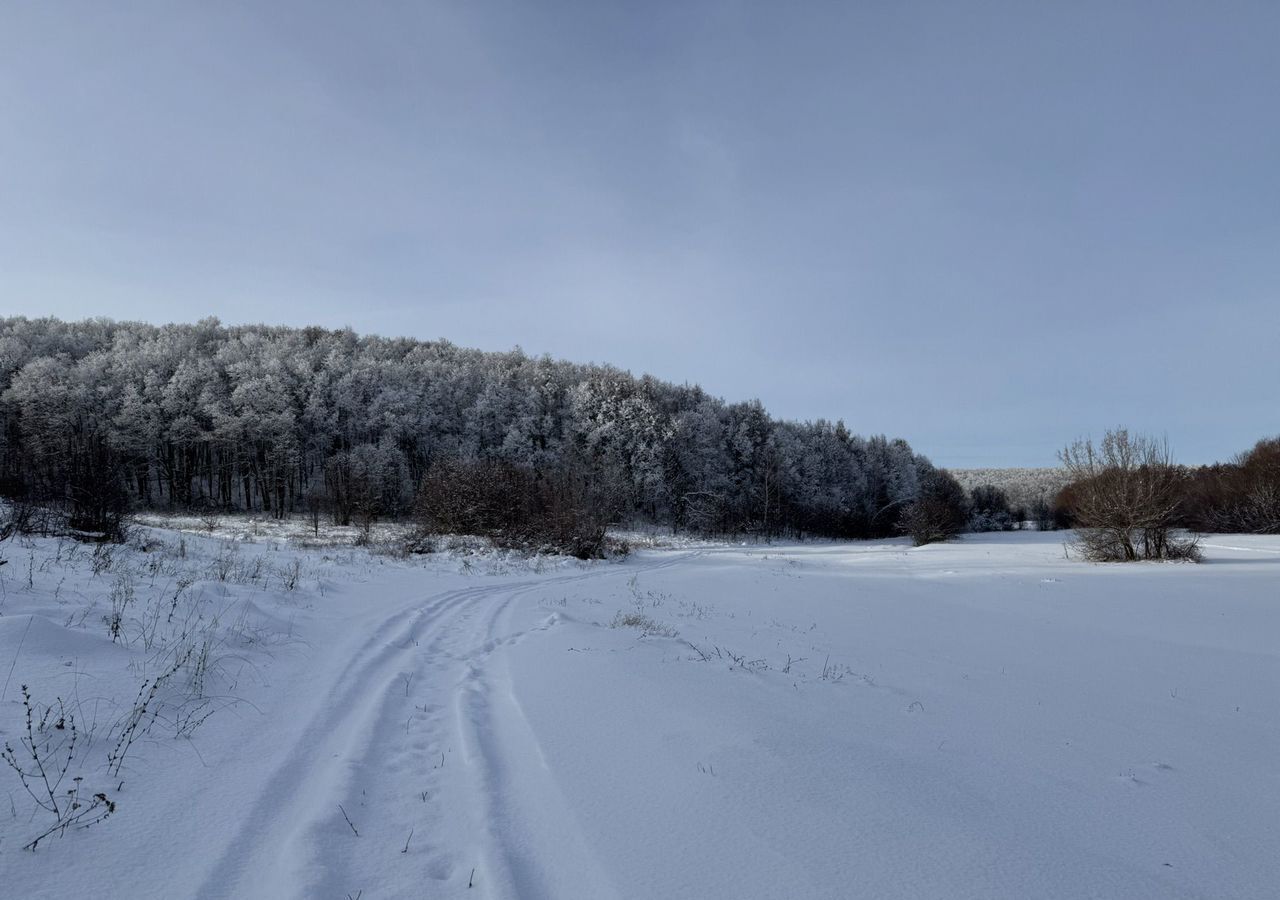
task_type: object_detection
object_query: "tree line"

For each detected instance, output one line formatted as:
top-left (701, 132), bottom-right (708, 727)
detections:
top-left (0, 316), bottom-right (951, 550)
top-left (1052, 431), bottom-right (1279, 560)
top-left (957, 431), bottom-right (1280, 561)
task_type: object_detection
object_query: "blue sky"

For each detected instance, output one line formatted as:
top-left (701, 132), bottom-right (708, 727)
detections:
top-left (2, 1), bottom-right (1277, 466)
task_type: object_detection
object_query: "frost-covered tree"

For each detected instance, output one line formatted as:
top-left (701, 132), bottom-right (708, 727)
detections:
top-left (967, 485), bottom-right (1014, 532)
top-left (900, 467), bottom-right (967, 546)
top-left (0, 316), bottom-right (944, 540)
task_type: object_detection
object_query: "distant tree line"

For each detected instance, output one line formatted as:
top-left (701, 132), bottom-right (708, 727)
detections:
top-left (951, 468), bottom-right (1070, 519)
top-left (1051, 434), bottom-right (1278, 533)
top-left (0, 316), bottom-right (953, 551)
top-left (1180, 438), bottom-right (1280, 535)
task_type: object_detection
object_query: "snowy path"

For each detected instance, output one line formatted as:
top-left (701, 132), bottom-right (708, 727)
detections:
top-left (192, 553), bottom-right (692, 900)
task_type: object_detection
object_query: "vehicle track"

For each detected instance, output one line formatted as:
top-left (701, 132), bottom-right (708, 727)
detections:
top-left (193, 551), bottom-right (694, 900)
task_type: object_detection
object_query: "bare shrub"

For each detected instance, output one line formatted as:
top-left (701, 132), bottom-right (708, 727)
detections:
top-left (210, 543), bottom-right (237, 581)
top-left (106, 572), bottom-right (135, 643)
top-left (601, 536), bottom-right (631, 558)
top-left (1059, 429), bottom-right (1200, 562)
top-left (107, 642), bottom-right (201, 780)
top-left (280, 558), bottom-right (303, 591)
top-left (1, 498), bottom-right (38, 542)
top-left (199, 504), bottom-right (221, 534)
top-left (2, 686), bottom-right (116, 850)
top-left (415, 458), bottom-right (622, 559)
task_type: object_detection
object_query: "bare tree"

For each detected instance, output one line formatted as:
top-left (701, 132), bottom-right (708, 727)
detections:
top-left (1059, 429), bottom-right (1199, 561)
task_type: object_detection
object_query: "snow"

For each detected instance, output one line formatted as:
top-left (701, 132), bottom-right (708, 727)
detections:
top-left (2, 527), bottom-right (1277, 899)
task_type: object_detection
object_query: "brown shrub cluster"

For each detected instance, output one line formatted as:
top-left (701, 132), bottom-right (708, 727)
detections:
top-left (414, 458), bottom-right (624, 559)
top-left (1058, 430), bottom-right (1200, 562)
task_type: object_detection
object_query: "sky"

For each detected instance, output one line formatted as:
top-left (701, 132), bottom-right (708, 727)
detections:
top-left (1, 1), bottom-right (1277, 467)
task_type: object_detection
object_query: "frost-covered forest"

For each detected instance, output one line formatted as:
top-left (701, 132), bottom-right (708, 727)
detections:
top-left (0, 316), bottom-right (936, 539)
top-left (951, 468), bottom-right (1069, 513)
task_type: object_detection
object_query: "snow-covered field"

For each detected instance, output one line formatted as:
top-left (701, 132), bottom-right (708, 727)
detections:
top-left (2, 526), bottom-right (1277, 899)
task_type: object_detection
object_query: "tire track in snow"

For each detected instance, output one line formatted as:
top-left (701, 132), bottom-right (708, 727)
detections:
top-left (192, 581), bottom-right (496, 900)
top-left (193, 551), bottom-right (695, 900)
top-left (444, 551), bottom-right (696, 899)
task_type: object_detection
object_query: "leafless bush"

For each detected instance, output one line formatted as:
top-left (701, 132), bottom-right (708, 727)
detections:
top-left (210, 543), bottom-right (237, 581)
top-left (2, 686), bottom-right (116, 850)
top-left (601, 536), bottom-right (631, 558)
top-left (280, 558), bottom-right (303, 590)
top-left (107, 643), bottom-right (197, 780)
top-left (232, 554), bottom-right (266, 585)
top-left (200, 507), bottom-right (220, 534)
top-left (1, 499), bottom-right (39, 542)
top-left (90, 542), bottom-right (117, 576)
top-left (1060, 429), bottom-right (1200, 562)
top-left (106, 572), bottom-right (135, 643)
top-left (415, 459), bottom-right (623, 559)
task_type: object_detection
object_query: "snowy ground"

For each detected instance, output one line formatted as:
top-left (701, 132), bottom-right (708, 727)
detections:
top-left (1, 527), bottom-right (1277, 899)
